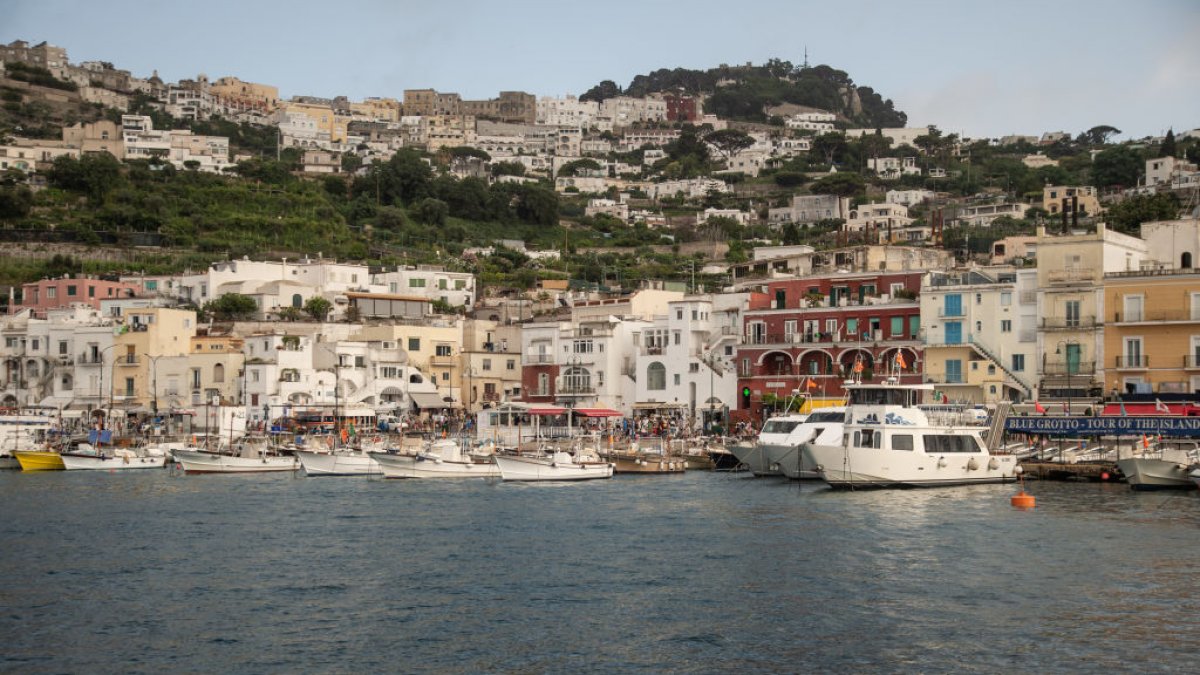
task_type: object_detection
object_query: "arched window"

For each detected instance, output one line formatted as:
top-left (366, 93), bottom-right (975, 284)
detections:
top-left (213, 363), bottom-right (225, 383)
top-left (538, 372), bottom-right (549, 394)
top-left (562, 366), bottom-right (591, 393)
top-left (409, 374), bottom-right (423, 384)
top-left (61, 374), bottom-right (73, 391)
top-left (647, 362), bottom-right (666, 390)
top-left (1183, 252), bottom-right (1193, 269)
top-left (292, 293), bottom-right (303, 308)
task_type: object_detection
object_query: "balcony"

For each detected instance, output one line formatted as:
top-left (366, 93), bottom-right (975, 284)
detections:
top-left (522, 354), bottom-right (554, 366)
top-left (1047, 269), bottom-right (1097, 285)
top-left (1112, 309), bottom-right (1200, 324)
top-left (1040, 316), bottom-right (1098, 330)
top-left (642, 345), bottom-right (665, 356)
top-left (745, 331), bottom-right (891, 347)
top-left (1185, 355), bottom-right (1200, 369)
top-left (78, 353), bottom-right (104, 366)
top-left (116, 355), bottom-right (141, 366)
top-left (1114, 355), bottom-right (1149, 369)
top-left (481, 391), bottom-right (501, 403)
top-left (937, 307), bottom-right (965, 318)
top-left (1043, 361), bottom-right (1096, 376)
top-left (430, 354), bottom-right (455, 366)
top-left (556, 383), bottom-right (596, 396)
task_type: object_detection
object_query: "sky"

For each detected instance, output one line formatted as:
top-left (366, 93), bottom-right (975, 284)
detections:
top-left (4, 0), bottom-right (1198, 140)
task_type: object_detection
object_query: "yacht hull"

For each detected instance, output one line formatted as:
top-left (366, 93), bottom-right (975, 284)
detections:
top-left (14, 450), bottom-right (65, 472)
top-left (494, 455), bottom-right (613, 481)
top-left (730, 442), bottom-right (780, 476)
top-left (1116, 457), bottom-right (1197, 491)
top-left (295, 450), bottom-right (380, 476)
top-left (804, 443), bottom-right (1018, 488)
top-left (174, 449), bottom-right (298, 473)
top-left (370, 452), bottom-right (499, 479)
top-left (61, 453), bottom-right (168, 470)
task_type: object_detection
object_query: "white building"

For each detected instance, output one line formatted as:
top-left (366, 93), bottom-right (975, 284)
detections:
top-left (886, 189), bottom-right (935, 207)
top-left (700, 208), bottom-right (751, 226)
top-left (121, 114), bottom-right (232, 172)
top-left (585, 198), bottom-right (629, 221)
top-left (951, 202), bottom-right (1030, 228)
top-left (845, 203), bottom-right (914, 237)
top-left (536, 95), bottom-right (600, 128)
top-left (768, 194), bottom-right (849, 226)
top-left (372, 266), bottom-right (476, 308)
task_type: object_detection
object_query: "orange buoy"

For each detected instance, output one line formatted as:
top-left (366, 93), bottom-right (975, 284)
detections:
top-left (1100, 472), bottom-right (1110, 481)
top-left (1011, 465), bottom-right (1035, 509)
top-left (1011, 490), bottom-right (1036, 509)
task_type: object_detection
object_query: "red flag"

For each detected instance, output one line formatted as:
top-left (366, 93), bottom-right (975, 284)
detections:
top-left (896, 352), bottom-right (906, 369)
top-left (853, 360), bottom-right (864, 373)
top-left (1034, 401), bottom-right (1046, 414)
top-left (806, 377), bottom-right (818, 390)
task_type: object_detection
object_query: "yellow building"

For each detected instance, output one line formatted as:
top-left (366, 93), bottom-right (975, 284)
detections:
top-left (209, 76), bottom-right (280, 113)
top-left (281, 101), bottom-right (348, 143)
top-left (355, 322), bottom-right (463, 404)
top-left (187, 334), bottom-right (246, 407)
top-left (1035, 224), bottom-right (1146, 403)
top-left (460, 319), bottom-right (523, 413)
top-left (350, 97), bottom-right (402, 122)
top-left (1104, 269), bottom-right (1200, 396)
top-left (109, 308), bottom-right (194, 413)
top-left (1043, 185), bottom-right (1101, 218)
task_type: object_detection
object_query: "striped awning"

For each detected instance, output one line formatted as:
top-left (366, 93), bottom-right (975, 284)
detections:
top-left (572, 408), bottom-right (622, 418)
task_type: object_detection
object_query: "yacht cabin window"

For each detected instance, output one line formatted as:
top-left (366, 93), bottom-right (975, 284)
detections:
top-left (849, 388), bottom-right (913, 406)
top-left (922, 435), bottom-right (981, 453)
top-left (854, 429), bottom-right (882, 448)
top-left (891, 434), bottom-right (914, 451)
top-left (761, 420), bottom-right (801, 434)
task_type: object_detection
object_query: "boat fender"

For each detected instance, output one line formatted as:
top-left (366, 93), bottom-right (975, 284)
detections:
top-left (988, 458), bottom-right (1000, 470)
top-left (967, 458), bottom-right (979, 471)
top-left (551, 462), bottom-right (558, 468)
top-left (123, 455), bottom-right (130, 464)
top-left (937, 457), bottom-right (947, 468)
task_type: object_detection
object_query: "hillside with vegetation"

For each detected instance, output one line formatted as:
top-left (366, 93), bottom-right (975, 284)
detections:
top-left (581, 59), bottom-right (907, 128)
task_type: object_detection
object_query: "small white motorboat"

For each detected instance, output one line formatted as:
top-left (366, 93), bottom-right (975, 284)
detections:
top-left (494, 450), bottom-right (613, 481)
top-left (174, 436), bottom-right (298, 474)
top-left (370, 439), bottom-right (499, 479)
top-left (295, 448), bottom-right (381, 476)
top-left (61, 445), bottom-right (169, 470)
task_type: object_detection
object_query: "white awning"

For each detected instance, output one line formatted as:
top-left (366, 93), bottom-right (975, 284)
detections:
top-left (410, 391), bottom-right (452, 409)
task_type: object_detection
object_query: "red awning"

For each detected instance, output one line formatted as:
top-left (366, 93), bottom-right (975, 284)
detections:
top-left (528, 406), bottom-right (567, 415)
top-left (573, 408), bottom-right (623, 418)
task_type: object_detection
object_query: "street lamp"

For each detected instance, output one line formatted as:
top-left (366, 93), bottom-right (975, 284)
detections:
top-left (94, 344), bottom-right (117, 431)
top-left (1055, 339), bottom-right (1080, 416)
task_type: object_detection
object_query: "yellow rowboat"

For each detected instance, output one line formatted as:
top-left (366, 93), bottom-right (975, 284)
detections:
top-left (14, 450), bottom-right (65, 471)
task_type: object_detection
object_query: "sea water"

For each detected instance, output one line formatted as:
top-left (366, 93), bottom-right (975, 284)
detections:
top-left (1, 471), bottom-right (1198, 673)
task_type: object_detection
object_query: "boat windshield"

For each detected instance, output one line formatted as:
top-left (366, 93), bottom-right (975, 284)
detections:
top-left (850, 388), bottom-right (912, 406)
top-left (807, 411), bottom-right (845, 423)
top-left (761, 420), bottom-right (801, 434)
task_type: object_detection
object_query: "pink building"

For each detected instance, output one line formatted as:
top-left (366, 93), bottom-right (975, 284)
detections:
top-left (18, 276), bottom-right (140, 317)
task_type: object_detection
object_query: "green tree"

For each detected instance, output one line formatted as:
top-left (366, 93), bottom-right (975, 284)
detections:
top-left (810, 132), bottom-right (848, 165)
top-left (579, 79), bottom-right (621, 103)
top-left (704, 129), bottom-right (755, 162)
top-left (1160, 128), bottom-right (1177, 158)
top-left (206, 293), bottom-right (258, 321)
top-left (1091, 146), bottom-right (1143, 189)
top-left (303, 295), bottom-right (333, 321)
top-left (491, 161), bottom-right (525, 177)
top-left (1079, 125), bottom-right (1121, 146)
top-left (1105, 193), bottom-right (1180, 233)
top-left (557, 158), bottom-right (603, 177)
top-left (46, 152), bottom-right (123, 200)
top-left (413, 197), bottom-right (448, 226)
top-left (0, 185), bottom-right (33, 220)
top-left (810, 172), bottom-right (865, 198)
top-left (772, 171), bottom-right (807, 188)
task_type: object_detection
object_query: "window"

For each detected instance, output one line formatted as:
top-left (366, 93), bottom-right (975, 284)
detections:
top-left (891, 316), bottom-right (904, 337)
top-left (923, 435), bottom-right (980, 453)
top-left (191, 369), bottom-right (201, 388)
top-left (409, 278), bottom-right (426, 288)
top-left (674, 373), bottom-right (681, 385)
top-left (1011, 354), bottom-right (1025, 372)
top-left (88, 286), bottom-right (95, 298)
top-left (47, 287), bottom-right (56, 299)
top-left (67, 285), bottom-right (77, 296)
top-left (946, 359), bottom-right (963, 383)
top-left (1065, 300), bottom-right (1081, 327)
top-left (408, 337), bottom-right (420, 351)
top-left (673, 331), bottom-right (680, 345)
top-left (482, 359), bottom-right (492, 371)
top-left (438, 279), bottom-right (447, 290)
top-left (213, 363), bottom-right (225, 383)
top-left (506, 359), bottom-right (515, 371)
top-left (647, 362), bottom-right (666, 390)
top-left (1001, 320), bottom-right (1012, 332)
top-left (1000, 292), bottom-right (1012, 306)
top-left (435, 344), bottom-right (452, 357)
top-left (58, 341), bottom-right (68, 355)
top-left (454, 280), bottom-right (465, 290)
top-left (355, 356), bottom-right (365, 368)
top-left (676, 308), bottom-right (683, 320)
top-left (1123, 294), bottom-right (1144, 322)
top-left (441, 372), bottom-right (449, 381)
top-left (892, 434), bottom-right (914, 451)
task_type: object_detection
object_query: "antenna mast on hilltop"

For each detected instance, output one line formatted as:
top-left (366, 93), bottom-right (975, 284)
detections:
top-left (803, 46), bottom-right (809, 69)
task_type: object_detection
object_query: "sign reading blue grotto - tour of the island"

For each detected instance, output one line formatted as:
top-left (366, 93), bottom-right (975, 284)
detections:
top-left (1004, 416), bottom-right (1200, 437)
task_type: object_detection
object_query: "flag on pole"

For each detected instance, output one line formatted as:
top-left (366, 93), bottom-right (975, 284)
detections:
top-left (1142, 434), bottom-right (1150, 450)
top-left (853, 360), bottom-right (864, 373)
top-left (1035, 401), bottom-right (1046, 414)
top-left (1155, 398), bottom-right (1170, 414)
top-left (1119, 399), bottom-right (1128, 417)
top-left (806, 377), bottom-right (818, 390)
top-left (896, 352), bottom-right (907, 370)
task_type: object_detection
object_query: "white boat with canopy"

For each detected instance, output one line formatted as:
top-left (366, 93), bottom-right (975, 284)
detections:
top-left (370, 439), bottom-right (500, 479)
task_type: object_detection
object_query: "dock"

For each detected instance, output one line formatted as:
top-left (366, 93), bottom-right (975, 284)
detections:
top-left (1018, 460), bottom-right (1121, 482)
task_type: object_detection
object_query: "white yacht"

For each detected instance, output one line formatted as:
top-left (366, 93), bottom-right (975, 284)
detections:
top-left (732, 413), bottom-right (808, 476)
top-left (802, 380), bottom-right (1017, 488)
top-left (778, 408), bottom-right (847, 479)
top-left (60, 443), bottom-right (170, 470)
top-left (295, 448), bottom-right (381, 476)
top-left (1116, 444), bottom-right (1200, 491)
top-left (370, 439), bottom-right (500, 479)
top-left (494, 449), bottom-right (614, 481)
top-left (174, 436), bottom-right (298, 473)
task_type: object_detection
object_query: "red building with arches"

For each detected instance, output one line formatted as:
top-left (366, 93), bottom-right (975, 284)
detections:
top-left (735, 272), bottom-right (925, 421)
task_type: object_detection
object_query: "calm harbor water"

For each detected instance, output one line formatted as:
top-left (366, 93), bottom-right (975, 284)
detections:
top-left (2, 471), bottom-right (1198, 673)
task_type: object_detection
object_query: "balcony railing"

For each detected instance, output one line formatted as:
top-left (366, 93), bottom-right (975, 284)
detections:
top-left (1047, 269), bottom-right (1097, 284)
top-left (1043, 361), bottom-right (1096, 376)
top-left (556, 384), bottom-right (596, 395)
top-left (430, 354), bottom-right (455, 366)
top-left (937, 307), bottom-right (965, 318)
top-left (1040, 316), bottom-right (1098, 330)
top-left (116, 355), bottom-right (140, 366)
top-left (744, 331), bottom-right (906, 346)
top-left (522, 354), bottom-right (555, 365)
top-left (1113, 309), bottom-right (1200, 323)
top-left (1114, 355), bottom-right (1149, 368)
top-left (1185, 355), bottom-right (1200, 369)
top-left (78, 354), bottom-right (104, 365)
top-left (481, 391), bottom-right (501, 402)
